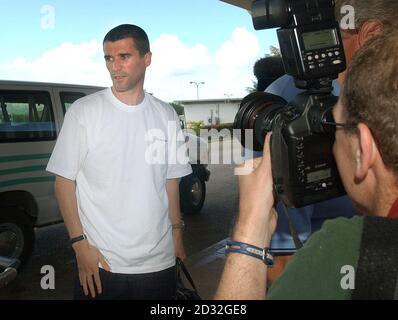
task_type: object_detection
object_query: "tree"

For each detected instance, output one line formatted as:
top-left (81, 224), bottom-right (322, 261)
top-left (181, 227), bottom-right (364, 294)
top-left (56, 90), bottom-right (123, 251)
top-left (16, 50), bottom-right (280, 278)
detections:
top-left (266, 45), bottom-right (282, 57)
top-left (170, 102), bottom-right (185, 116)
top-left (246, 80), bottom-right (258, 94)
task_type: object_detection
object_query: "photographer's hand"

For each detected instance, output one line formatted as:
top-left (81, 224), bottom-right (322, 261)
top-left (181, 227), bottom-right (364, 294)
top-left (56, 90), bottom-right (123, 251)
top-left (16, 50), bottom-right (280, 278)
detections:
top-left (235, 132), bottom-right (277, 247)
top-left (215, 133), bottom-right (277, 300)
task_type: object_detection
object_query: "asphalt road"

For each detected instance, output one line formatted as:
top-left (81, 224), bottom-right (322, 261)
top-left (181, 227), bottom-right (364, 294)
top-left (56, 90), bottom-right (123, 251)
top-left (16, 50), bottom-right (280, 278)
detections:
top-left (0, 143), bottom-right (242, 299)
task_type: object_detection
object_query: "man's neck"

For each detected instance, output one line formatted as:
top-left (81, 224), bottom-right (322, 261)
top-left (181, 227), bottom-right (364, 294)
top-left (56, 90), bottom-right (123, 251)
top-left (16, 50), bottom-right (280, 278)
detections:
top-left (111, 87), bottom-right (145, 106)
top-left (369, 180), bottom-right (398, 217)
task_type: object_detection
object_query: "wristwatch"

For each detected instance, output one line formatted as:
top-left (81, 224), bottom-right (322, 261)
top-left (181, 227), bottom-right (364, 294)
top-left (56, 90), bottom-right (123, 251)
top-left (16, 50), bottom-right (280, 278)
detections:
top-left (70, 234), bottom-right (87, 245)
top-left (172, 220), bottom-right (185, 231)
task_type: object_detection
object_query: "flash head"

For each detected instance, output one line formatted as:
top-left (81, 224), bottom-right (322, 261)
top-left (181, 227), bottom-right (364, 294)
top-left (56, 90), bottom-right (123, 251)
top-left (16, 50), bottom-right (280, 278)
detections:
top-left (252, 0), bottom-right (337, 30)
top-left (251, 0), bottom-right (345, 88)
top-left (252, 0), bottom-right (291, 29)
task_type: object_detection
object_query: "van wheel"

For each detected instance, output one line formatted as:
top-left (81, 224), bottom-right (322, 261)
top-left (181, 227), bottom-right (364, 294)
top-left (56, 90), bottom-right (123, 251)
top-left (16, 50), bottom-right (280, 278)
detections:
top-left (180, 174), bottom-right (206, 214)
top-left (0, 208), bottom-right (35, 266)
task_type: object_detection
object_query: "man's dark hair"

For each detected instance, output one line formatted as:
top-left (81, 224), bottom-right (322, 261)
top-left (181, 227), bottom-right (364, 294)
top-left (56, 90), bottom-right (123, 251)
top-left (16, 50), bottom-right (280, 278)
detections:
top-left (253, 56), bottom-right (285, 91)
top-left (103, 24), bottom-right (150, 56)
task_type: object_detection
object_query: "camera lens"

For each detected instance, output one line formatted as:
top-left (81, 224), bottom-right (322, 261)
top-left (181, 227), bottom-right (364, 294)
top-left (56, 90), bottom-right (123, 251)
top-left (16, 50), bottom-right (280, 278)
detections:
top-left (234, 92), bottom-right (287, 151)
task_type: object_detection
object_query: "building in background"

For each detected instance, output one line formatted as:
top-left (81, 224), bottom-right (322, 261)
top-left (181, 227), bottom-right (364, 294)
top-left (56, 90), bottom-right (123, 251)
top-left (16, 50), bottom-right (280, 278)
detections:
top-left (179, 98), bottom-right (242, 126)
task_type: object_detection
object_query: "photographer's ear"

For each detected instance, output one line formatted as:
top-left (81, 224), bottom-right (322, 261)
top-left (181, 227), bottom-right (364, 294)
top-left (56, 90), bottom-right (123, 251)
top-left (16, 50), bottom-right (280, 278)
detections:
top-left (358, 20), bottom-right (384, 47)
top-left (355, 123), bottom-right (376, 181)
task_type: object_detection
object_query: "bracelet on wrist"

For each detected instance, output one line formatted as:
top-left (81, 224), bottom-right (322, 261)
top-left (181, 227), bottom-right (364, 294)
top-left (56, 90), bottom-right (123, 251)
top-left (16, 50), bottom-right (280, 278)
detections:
top-left (172, 220), bottom-right (185, 231)
top-left (225, 240), bottom-right (274, 267)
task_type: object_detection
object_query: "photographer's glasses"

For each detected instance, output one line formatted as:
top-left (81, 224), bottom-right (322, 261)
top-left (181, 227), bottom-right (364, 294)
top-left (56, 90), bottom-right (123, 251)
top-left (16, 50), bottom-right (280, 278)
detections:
top-left (321, 119), bottom-right (358, 134)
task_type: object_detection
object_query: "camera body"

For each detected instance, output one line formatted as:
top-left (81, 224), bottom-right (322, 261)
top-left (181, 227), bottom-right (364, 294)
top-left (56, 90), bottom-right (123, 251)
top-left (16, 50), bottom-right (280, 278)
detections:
top-left (234, 0), bottom-right (347, 207)
top-left (269, 93), bottom-right (345, 207)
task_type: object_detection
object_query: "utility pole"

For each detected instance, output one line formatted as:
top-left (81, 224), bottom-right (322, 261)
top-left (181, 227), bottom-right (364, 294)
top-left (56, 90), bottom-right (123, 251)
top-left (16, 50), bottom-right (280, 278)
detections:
top-left (190, 81), bottom-right (205, 100)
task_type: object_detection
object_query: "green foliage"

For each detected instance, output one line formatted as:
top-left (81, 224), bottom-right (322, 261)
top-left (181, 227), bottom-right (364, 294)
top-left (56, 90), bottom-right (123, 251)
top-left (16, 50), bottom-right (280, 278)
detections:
top-left (246, 80), bottom-right (258, 94)
top-left (187, 120), bottom-right (205, 135)
top-left (266, 45), bottom-right (282, 57)
top-left (170, 102), bottom-right (185, 116)
top-left (203, 123), bottom-right (234, 132)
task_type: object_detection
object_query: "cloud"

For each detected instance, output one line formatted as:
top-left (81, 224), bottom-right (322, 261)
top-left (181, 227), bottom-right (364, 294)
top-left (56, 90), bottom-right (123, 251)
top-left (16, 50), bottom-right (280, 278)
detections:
top-left (145, 33), bottom-right (213, 100)
top-left (0, 28), bottom-right (262, 102)
top-left (213, 27), bottom-right (261, 99)
top-left (0, 40), bottom-right (110, 86)
top-left (147, 28), bottom-right (261, 101)
top-left (149, 34), bottom-right (212, 77)
top-left (215, 28), bottom-right (260, 69)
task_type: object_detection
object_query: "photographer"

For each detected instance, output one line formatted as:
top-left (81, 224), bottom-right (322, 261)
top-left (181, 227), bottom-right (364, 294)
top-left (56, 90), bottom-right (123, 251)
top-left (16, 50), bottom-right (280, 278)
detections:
top-left (262, 0), bottom-right (398, 284)
top-left (215, 29), bottom-right (398, 300)
top-left (253, 56), bottom-right (285, 92)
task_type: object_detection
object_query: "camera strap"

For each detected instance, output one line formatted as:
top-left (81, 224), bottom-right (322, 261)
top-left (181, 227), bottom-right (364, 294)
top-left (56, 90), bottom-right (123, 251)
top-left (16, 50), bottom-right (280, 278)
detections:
top-left (271, 121), bottom-right (304, 251)
top-left (280, 202), bottom-right (303, 250)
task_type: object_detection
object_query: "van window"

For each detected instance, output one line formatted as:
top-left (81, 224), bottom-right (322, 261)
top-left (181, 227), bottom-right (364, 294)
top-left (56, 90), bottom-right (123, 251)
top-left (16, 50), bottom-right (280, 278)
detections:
top-left (0, 91), bottom-right (56, 143)
top-left (60, 92), bottom-right (85, 114)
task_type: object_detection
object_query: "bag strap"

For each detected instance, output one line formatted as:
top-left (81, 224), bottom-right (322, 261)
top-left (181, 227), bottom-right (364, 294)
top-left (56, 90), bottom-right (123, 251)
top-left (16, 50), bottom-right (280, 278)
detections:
top-left (176, 258), bottom-right (198, 292)
top-left (395, 275), bottom-right (398, 300)
top-left (352, 216), bottom-right (398, 300)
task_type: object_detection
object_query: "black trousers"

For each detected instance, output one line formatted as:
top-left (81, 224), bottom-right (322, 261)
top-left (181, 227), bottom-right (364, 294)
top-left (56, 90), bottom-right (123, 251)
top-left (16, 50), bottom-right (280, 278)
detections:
top-left (73, 265), bottom-right (177, 300)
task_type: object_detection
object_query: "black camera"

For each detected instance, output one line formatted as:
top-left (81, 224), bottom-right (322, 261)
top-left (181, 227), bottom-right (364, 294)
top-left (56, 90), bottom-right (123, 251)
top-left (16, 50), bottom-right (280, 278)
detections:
top-left (234, 0), bottom-right (346, 208)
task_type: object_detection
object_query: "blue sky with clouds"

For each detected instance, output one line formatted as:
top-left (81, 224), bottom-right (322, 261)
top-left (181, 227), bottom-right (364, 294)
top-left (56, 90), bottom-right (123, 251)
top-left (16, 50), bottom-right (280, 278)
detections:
top-left (0, 0), bottom-right (278, 101)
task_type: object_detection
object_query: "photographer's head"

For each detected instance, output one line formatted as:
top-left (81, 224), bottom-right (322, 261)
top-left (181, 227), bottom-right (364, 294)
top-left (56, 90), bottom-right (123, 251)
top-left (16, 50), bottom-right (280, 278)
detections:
top-left (335, 0), bottom-right (398, 84)
top-left (333, 29), bottom-right (398, 216)
top-left (253, 56), bottom-right (285, 91)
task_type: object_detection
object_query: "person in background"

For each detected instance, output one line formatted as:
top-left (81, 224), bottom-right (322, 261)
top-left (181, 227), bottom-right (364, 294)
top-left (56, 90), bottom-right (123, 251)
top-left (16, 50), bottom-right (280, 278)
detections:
top-left (253, 56), bottom-right (285, 92)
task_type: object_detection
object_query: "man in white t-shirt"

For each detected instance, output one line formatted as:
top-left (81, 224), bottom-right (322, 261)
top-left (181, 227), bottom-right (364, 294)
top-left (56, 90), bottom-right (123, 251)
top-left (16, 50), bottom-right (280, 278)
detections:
top-left (46, 24), bottom-right (192, 300)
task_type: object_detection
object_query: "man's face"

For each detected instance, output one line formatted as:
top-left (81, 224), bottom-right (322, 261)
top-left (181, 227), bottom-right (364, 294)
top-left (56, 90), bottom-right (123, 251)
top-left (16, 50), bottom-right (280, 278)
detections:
top-left (103, 38), bottom-right (151, 93)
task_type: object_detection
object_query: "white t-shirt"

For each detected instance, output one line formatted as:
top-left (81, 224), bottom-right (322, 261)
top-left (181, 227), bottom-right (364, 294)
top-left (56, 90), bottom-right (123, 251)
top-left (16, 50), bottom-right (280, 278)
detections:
top-left (47, 88), bottom-right (192, 274)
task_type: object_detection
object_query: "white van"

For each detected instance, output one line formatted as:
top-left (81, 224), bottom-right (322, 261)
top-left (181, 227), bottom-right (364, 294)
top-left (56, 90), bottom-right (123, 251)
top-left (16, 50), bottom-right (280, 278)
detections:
top-left (0, 81), bottom-right (210, 265)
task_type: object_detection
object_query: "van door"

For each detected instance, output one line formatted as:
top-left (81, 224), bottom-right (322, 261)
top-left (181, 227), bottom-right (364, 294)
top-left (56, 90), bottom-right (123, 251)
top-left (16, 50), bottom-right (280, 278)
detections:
top-left (0, 85), bottom-right (60, 263)
top-left (0, 86), bottom-right (62, 225)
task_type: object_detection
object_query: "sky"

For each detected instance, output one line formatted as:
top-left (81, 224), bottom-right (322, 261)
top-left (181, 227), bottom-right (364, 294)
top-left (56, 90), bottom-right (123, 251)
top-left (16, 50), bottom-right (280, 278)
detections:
top-left (0, 0), bottom-right (279, 102)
